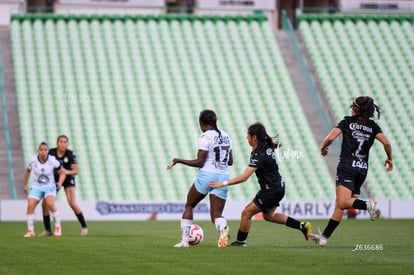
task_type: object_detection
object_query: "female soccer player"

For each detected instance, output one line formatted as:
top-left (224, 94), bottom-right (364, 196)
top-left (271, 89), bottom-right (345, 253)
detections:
top-left (311, 96), bottom-right (393, 246)
top-left (40, 135), bottom-right (88, 236)
top-left (167, 110), bottom-right (233, 248)
top-left (210, 123), bottom-right (312, 247)
top-left (23, 142), bottom-right (65, 237)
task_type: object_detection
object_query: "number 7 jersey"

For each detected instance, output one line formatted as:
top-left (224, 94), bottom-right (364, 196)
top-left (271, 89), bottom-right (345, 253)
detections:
top-left (336, 116), bottom-right (382, 175)
top-left (198, 129), bottom-right (232, 174)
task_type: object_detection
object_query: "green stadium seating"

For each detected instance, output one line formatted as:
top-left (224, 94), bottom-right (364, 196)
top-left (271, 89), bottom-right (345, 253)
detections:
top-left (11, 14), bottom-right (335, 201)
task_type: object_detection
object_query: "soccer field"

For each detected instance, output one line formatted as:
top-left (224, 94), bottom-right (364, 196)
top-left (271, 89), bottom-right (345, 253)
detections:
top-left (1, 219), bottom-right (413, 275)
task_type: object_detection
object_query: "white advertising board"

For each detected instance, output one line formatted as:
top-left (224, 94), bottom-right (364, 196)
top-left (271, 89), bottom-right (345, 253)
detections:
top-left (1, 199), bottom-right (412, 221)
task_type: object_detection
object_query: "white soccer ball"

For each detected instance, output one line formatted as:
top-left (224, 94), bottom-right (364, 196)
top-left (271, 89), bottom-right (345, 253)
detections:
top-left (188, 224), bottom-right (204, 245)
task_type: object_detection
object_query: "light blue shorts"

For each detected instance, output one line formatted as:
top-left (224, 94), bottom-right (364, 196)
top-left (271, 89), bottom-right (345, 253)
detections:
top-left (194, 170), bottom-right (229, 200)
top-left (28, 185), bottom-right (56, 201)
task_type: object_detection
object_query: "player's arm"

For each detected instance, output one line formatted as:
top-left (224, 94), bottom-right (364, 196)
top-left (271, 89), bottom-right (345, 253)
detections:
top-left (209, 166), bottom-right (256, 188)
top-left (227, 150), bottom-right (233, 166)
top-left (61, 163), bottom-right (78, 176)
top-left (320, 128), bottom-right (342, 156)
top-left (23, 168), bottom-right (31, 194)
top-left (167, 150), bottom-right (208, 169)
top-left (376, 133), bottom-right (393, 172)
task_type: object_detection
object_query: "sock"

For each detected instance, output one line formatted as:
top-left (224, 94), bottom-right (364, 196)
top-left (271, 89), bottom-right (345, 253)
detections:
top-left (27, 214), bottom-right (35, 231)
top-left (214, 217), bottom-right (227, 232)
top-left (76, 213), bottom-right (87, 228)
top-left (322, 219), bottom-right (340, 238)
top-left (352, 199), bottom-right (368, 210)
top-left (286, 217), bottom-right (301, 230)
top-left (51, 211), bottom-right (61, 228)
top-left (180, 219), bottom-right (192, 243)
top-left (43, 215), bottom-right (52, 232)
top-left (236, 229), bottom-right (249, 242)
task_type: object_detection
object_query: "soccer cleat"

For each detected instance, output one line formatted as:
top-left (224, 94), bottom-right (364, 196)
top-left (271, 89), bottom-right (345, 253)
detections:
top-left (227, 240), bottom-right (247, 247)
top-left (366, 199), bottom-right (378, 221)
top-left (300, 221), bottom-right (312, 241)
top-left (310, 228), bottom-right (328, 247)
top-left (80, 228), bottom-right (88, 236)
top-left (54, 226), bottom-right (62, 237)
top-left (218, 225), bottom-right (229, 247)
top-left (174, 241), bottom-right (189, 248)
top-left (24, 230), bottom-right (35, 238)
top-left (39, 230), bottom-right (53, 237)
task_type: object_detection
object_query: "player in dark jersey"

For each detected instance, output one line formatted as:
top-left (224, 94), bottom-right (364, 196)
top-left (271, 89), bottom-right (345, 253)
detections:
top-left (210, 123), bottom-right (312, 247)
top-left (40, 135), bottom-right (88, 236)
top-left (311, 96), bottom-right (393, 247)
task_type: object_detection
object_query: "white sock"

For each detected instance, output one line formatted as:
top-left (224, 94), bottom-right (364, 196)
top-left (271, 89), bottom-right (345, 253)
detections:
top-left (51, 211), bottom-right (61, 227)
top-left (181, 219), bottom-right (192, 243)
top-left (27, 214), bottom-right (35, 231)
top-left (214, 217), bottom-right (227, 232)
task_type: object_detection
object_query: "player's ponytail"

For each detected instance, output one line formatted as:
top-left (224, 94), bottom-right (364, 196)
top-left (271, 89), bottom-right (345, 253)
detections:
top-left (248, 123), bottom-right (280, 150)
top-left (350, 96), bottom-right (381, 123)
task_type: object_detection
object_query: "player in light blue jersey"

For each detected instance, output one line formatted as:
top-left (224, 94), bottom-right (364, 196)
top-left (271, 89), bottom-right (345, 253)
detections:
top-left (23, 142), bottom-right (66, 237)
top-left (167, 110), bottom-right (233, 247)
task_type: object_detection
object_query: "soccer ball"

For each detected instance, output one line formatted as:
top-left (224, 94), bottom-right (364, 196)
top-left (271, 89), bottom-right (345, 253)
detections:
top-left (188, 224), bottom-right (204, 245)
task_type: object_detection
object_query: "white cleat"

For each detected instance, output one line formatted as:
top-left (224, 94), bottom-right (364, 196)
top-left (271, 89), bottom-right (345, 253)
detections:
top-left (24, 230), bottom-right (35, 238)
top-left (81, 228), bottom-right (88, 236)
top-left (54, 226), bottom-right (62, 237)
top-left (310, 228), bottom-right (328, 247)
top-left (218, 225), bottom-right (229, 247)
top-left (367, 199), bottom-right (378, 221)
top-left (174, 241), bottom-right (189, 248)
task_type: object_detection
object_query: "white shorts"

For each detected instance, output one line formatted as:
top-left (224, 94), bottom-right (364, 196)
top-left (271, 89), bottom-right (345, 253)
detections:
top-left (28, 184), bottom-right (56, 201)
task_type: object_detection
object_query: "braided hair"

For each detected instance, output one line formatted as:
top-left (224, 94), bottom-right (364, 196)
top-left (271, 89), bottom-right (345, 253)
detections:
top-left (350, 96), bottom-right (381, 123)
top-left (199, 109), bottom-right (221, 139)
top-left (248, 122), bottom-right (280, 150)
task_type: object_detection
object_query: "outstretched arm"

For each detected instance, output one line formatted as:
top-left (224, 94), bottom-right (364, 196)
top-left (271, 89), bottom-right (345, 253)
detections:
top-left (167, 150), bottom-right (208, 170)
top-left (376, 133), bottom-right (393, 172)
top-left (320, 128), bottom-right (342, 156)
top-left (210, 166), bottom-right (256, 188)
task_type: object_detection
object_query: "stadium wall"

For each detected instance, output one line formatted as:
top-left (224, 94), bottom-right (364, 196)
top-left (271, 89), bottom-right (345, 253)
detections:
top-left (1, 199), bottom-right (413, 221)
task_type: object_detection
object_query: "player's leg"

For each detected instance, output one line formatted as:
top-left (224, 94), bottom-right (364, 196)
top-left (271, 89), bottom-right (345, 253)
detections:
top-left (40, 199), bottom-right (53, 236)
top-left (44, 186), bottom-right (62, 237)
top-left (228, 201), bottom-right (261, 247)
top-left (65, 186), bottom-right (88, 235)
top-left (24, 197), bottom-right (39, 237)
top-left (262, 209), bottom-right (312, 240)
top-left (209, 193), bottom-right (228, 247)
top-left (175, 184), bottom-right (206, 247)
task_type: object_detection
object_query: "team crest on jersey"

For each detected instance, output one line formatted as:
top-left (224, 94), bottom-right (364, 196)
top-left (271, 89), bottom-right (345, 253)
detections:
top-left (266, 148), bottom-right (276, 159)
top-left (64, 157), bottom-right (69, 163)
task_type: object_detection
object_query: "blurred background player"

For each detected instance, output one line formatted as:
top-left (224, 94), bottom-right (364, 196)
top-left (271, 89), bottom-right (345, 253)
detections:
top-left (40, 135), bottom-right (88, 236)
top-left (23, 142), bottom-right (65, 237)
top-left (311, 96), bottom-right (393, 247)
top-left (210, 123), bottom-right (312, 247)
top-left (167, 110), bottom-right (233, 247)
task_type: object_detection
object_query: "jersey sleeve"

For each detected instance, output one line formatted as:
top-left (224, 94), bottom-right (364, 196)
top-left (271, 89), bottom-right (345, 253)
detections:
top-left (197, 134), bottom-right (210, 151)
top-left (335, 117), bottom-right (347, 131)
top-left (249, 151), bottom-right (264, 168)
top-left (373, 122), bottom-right (383, 135)
top-left (70, 151), bottom-right (78, 164)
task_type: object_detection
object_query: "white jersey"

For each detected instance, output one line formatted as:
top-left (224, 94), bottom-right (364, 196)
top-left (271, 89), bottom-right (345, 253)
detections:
top-left (27, 155), bottom-right (61, 187)
top-left (198, 129), bottom-right (232, 174)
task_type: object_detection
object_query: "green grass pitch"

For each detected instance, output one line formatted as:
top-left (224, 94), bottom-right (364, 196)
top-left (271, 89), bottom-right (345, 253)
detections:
top-left (0, 219), bottom-right (413, 275)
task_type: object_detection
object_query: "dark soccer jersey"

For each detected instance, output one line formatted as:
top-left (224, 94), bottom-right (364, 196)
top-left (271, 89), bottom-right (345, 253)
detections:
top-left (49, 148), bottom-right (78, 184)
top-left (249, 143), bottom-right (282, 189)
top-left (336, 116), bottom-right (382, 175)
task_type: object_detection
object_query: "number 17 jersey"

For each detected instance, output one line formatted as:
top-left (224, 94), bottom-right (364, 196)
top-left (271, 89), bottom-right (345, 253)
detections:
top-left (198, 129), bottom-right (232, 174)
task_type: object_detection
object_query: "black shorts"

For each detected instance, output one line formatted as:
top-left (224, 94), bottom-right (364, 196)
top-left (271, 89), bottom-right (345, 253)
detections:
top-left (336, 168), bottom-right (367, 195)
top-left (60, 178), bottom-right (76, 189)
top-left (253, 187), bottom-right (285, 214)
